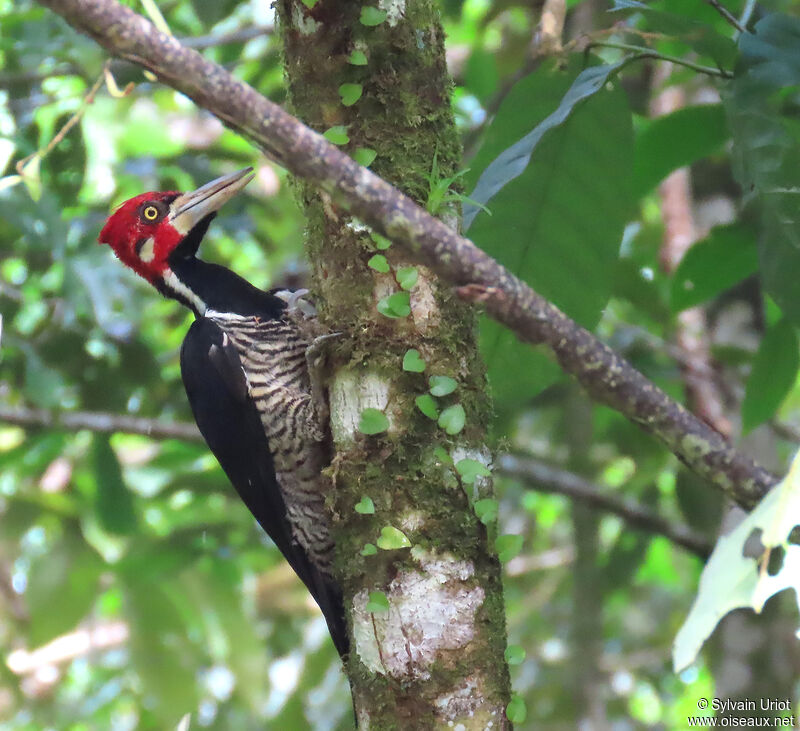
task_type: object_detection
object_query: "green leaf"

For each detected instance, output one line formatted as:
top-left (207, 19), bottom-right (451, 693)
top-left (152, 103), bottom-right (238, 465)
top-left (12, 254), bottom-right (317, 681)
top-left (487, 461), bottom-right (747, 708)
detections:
top-left (496, 533), bottom-right (523, 562)
top-left (670, 225), bottom-right (758, 312)
top-left (433, 446), bottom-right (454, 466)
top-left (473, 498), bottom-right (499, 525)
top-left (368, 254), bottom-right (390, 273)
top-left (455, 458), bottom-right (491, 484)
top-left (403, 348), bottom-right (426, 372)
top-left (339, 82), bottom-right (363, 107)
top-left (438, 404), bottom-right (466, 434)
top-left (742, 319), bottom-right (799, 433)
top-left (124, 578), bottom-right (199, 722)
top-left (465, 58), bottom-right (628, 229)
top-left (191, 0), bottom-right (241, 24)
top-left (396, 266), bottom-right (418, 290)
top-left (354, 147), bottom-right (377, 166)
top-left (505, 644), bottom-right (526, 665)
top-left (506, 695), bottom-right (528, 724)
top-left (92, 434), bottom-right (137, 535)
top-left (361, 543), bottom-right (378, 556)
top-left (377, 291), bottom-right (411, 318)
top-left (466, 57), bottom-right (633, 409)
top-left (355, 496), bottom-right (376, 514)
top-left (377, 525), bottom-right (412, 550)
top-left (371, 232), bottom-right (392, 249)
top-left (415, 394), bottom-right (439, 420)
top-left (366, 590), bottom-right (390, 612)
top-left (634, 104), bottom-right (728, 195)
top-left (725, 14), bottom-right (800, 324)
top-left (360, 6), bottom-right (387, 25)
top-left (20, 154), bottom-right (42, 202)
top-left (429, 375), bottom-right (458, 397)
top-left (27, 529), bottom-right (104, 645)
top-left (349, 50), bottom-right (368, 65)
top-left (359, 407), bottom-right (389, 435)
top-left (323, 125), bottom-right (350, 145)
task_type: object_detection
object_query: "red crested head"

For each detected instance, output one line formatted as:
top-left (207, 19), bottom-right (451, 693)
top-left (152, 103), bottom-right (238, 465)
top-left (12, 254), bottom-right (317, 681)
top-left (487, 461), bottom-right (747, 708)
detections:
top-left (98, 168), bottom-right (255, 286)
top-left (99, 191), bottom-right (182, 283)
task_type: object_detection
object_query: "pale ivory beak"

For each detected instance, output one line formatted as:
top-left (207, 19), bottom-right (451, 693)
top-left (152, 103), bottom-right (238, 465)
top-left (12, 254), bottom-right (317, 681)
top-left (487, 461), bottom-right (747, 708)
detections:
top-left (169, 167), bottom-right (255, 234)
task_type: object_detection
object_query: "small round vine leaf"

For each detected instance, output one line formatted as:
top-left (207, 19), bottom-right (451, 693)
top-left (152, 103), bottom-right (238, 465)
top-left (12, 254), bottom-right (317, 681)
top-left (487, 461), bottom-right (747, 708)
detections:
top-left (361, 543), bottom-right (378, 556)
top-left (339, 82), bottom-right (363, 107)
top-left (506, 695), bottom-right (527, 724)
top-left (495, 533), bottom-right (523, 562)
top-left (473, 498), bottom-right (498, 525)
top-left (359, 408), bottom-right (389, 435)
top-left (367, 254), bottom-right (390, 273)
top-left (371, 232), bottom-right (391, 249)
top-left (323, 126), bottom-right (349, 145)
top-left (360, 6), bottom-right (388, 25)
top-left (348, 50), bottom-right (368, 65)
top-left (376, 525), bottom-right (412, 550)
top-left (366, 590), bottom-right (389, 612)
top-left (455, 457), bottom-right (491, 484)
top-left (403, 349), bottom-right (426, 372)
top-left (377, 292), bottom-right (411, 318)
top-left (505, 645), bottom-right (526, 665)
top-left (429, 375), bottom-right (457, 397)
top-left (396, 266), bottom-right (418, 291)
top-left (353, 147), bottom-right (377, 167)
top-left (415, 394), bottom-right (439, 420)
top-left (355, 496), bottom-right (375, 514)
top-left (438, 404), bottom-right (465, 434)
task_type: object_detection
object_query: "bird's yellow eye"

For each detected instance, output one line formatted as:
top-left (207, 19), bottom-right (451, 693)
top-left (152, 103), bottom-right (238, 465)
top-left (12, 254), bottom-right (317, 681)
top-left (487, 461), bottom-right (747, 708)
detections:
top-left (143, 205), bottom-right (159, 221)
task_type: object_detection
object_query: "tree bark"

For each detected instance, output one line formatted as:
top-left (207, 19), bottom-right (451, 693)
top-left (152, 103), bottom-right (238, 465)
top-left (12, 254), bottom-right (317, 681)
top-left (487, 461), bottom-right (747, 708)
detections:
top-left (274, 2), bottom-right (510, 727)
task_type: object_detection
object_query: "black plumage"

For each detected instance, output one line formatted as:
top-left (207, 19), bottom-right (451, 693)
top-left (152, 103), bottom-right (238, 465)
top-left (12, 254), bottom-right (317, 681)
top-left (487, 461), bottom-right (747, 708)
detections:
top-left (180, 316), bottom-right (347, 659)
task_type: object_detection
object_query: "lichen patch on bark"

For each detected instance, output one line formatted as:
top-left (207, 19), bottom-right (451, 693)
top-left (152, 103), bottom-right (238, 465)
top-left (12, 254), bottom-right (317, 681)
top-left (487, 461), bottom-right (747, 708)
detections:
top-left (352, 553), bottom-right (483, 679)
top-left (330, 370), bottom-right (391, 444)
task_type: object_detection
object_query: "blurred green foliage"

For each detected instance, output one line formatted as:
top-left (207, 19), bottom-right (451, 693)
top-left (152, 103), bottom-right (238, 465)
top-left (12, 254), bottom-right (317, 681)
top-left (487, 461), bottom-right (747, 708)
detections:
top-left (1, 0), bottom-right (800, 728)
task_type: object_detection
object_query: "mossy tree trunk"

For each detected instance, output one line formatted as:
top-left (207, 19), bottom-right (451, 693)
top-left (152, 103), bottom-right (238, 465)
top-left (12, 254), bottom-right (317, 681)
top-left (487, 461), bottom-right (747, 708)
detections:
top-left (276, 1), bottom-right (512, 727)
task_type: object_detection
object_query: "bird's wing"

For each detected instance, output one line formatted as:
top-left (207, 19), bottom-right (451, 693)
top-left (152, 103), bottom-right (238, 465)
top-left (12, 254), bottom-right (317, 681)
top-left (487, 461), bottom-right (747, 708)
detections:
top-left (180, 317), bottom-right (347, 658)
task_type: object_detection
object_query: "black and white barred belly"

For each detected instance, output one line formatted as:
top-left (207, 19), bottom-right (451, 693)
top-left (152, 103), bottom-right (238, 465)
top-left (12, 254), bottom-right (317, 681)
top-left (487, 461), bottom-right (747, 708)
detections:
top-left (205, 310), bottom-right (334, 572)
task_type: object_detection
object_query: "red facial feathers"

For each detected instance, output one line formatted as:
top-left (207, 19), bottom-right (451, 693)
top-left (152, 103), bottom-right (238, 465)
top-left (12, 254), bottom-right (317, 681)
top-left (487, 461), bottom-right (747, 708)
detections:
top-left (98, 191), bottom-right (182, 284)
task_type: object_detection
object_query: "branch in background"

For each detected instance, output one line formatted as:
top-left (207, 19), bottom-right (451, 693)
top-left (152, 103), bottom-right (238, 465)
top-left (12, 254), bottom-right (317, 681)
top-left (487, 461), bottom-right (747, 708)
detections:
top-left (497, 454), bottom-right (713, 558)
top-left (651, 64), bottom-right (732, 439)
top-left (0, 404), bottom-right (202, 442)
top-left (0, 402), bottom-right (714, 556)
top-left (182, 24), bottom-right (272, 50)
top-left (35, 0), bottom-right (777, 507)
top-left (705, 0), bottom-right (745, 33)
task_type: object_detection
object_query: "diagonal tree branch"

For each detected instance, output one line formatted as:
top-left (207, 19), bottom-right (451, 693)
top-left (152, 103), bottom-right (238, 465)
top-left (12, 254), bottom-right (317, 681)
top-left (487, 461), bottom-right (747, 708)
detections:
top-left (35, 0), bottom-right (777, 508)
top-left (497, 454), bottom-right (713, 558)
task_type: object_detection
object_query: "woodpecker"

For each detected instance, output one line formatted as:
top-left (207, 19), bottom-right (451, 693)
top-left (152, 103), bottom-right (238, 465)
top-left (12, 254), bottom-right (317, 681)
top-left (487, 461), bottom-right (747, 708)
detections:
top-left (98, 168), bottom-right (347, 659)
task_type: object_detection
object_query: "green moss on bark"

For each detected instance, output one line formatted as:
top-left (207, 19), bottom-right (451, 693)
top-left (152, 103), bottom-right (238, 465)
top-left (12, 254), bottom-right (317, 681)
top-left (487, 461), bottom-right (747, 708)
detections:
top-left (277, 0), bottom-right (510, 726)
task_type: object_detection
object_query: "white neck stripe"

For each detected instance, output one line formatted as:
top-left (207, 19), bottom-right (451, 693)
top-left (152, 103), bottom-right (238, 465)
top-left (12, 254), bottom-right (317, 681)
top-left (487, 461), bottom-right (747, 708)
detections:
top-left (163, 269), bottom-right (207, 314)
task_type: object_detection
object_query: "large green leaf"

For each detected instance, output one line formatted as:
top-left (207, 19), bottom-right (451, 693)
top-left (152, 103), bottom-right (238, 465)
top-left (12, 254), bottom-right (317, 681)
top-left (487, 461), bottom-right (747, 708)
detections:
top-left (27, 526), bottom-right (104, 645)
top-left (634, 104), bottom-right (729, 195)
top-left (724, 14), bottom-right (800, 324)
top-left (124, 576), bottom-right (201, 725)
top-left (91, 434), bottom-right (137, 536)
top-left (670, 224), bottom-right (758, 312)
top-left (466, 57), bottom-right (634, 408)
top-left (464, 58), bottom-right (628, 229)
top-left (741, 318), bottom-right (799, 433)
